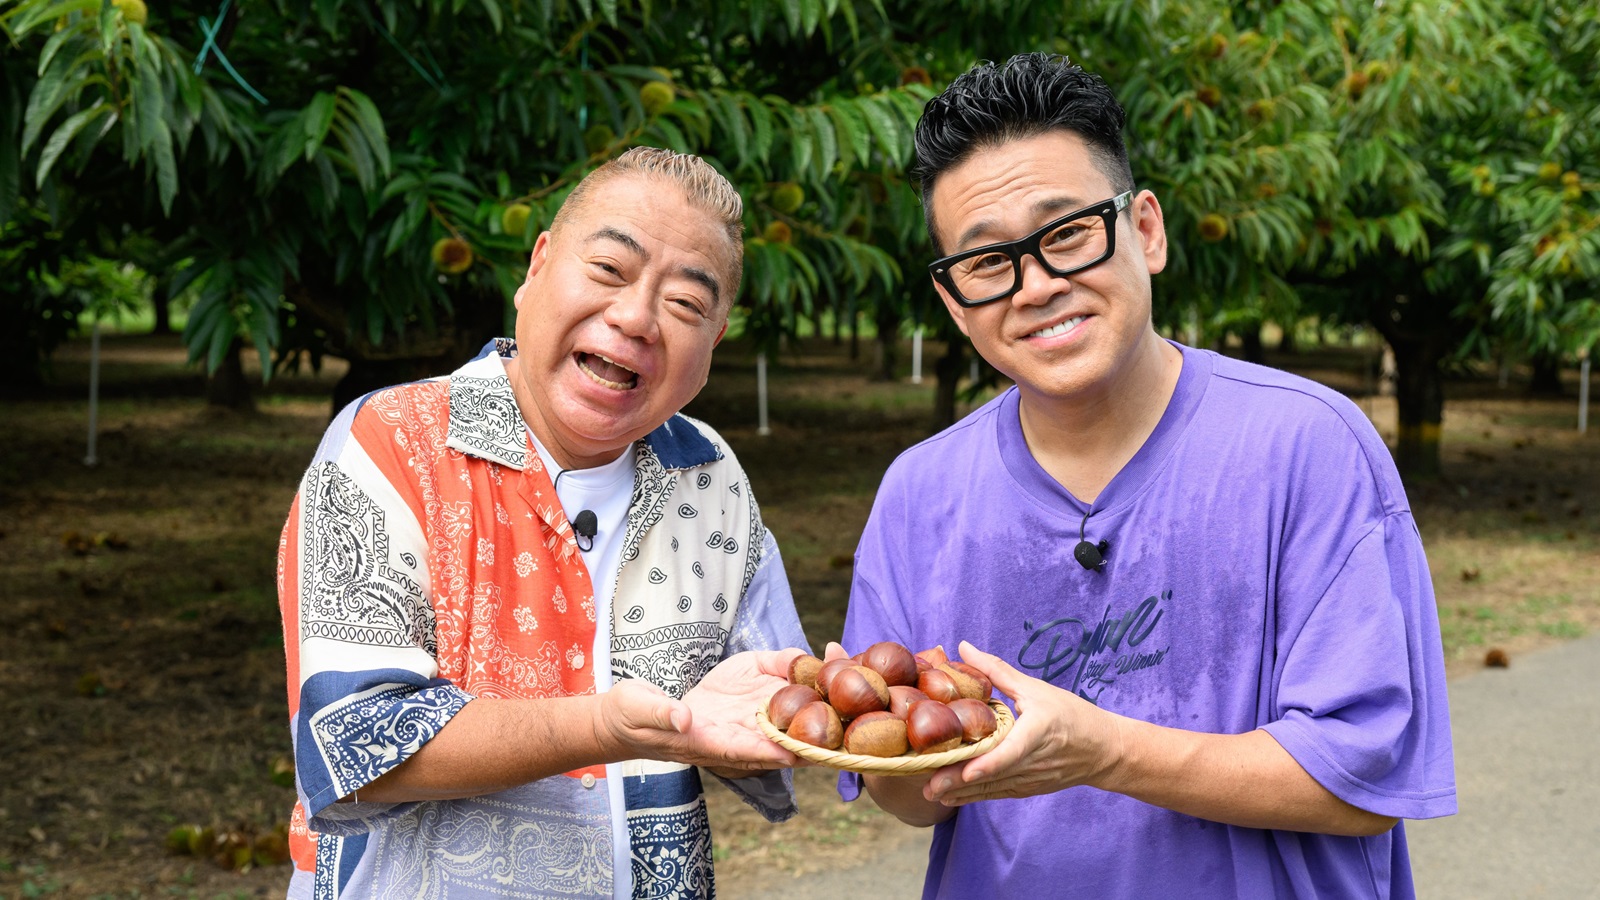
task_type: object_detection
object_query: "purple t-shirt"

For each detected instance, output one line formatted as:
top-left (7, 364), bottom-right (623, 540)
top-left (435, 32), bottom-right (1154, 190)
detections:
top-left (839, 344), bottom-right (1456, 899)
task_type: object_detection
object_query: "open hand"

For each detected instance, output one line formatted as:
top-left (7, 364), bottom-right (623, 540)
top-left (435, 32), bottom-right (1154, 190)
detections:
top-left (923, 641), bottom-right (1121, 807)
top-left (600, 649), bottom-right (806, 774)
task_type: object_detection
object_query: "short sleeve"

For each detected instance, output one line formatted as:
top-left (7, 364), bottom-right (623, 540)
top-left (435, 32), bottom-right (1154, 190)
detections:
top-left (1261, 512), bottom-right (1457, 819)
top-left (709, 527), bottom-right (809, 823)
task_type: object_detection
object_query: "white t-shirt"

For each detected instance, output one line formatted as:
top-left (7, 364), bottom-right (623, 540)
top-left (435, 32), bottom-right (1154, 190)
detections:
top-left (526, 429), bottom-right (637, 900)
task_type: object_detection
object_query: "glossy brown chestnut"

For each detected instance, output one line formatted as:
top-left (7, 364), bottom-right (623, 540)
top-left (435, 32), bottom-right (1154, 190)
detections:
top-left (917, 667), bottom-right (962, 703)
top-left (946, 698), bottom-right (998, 742)
top-left (828, 666), bottom-right (890, 719)
top-left (861, 641), bottom-right (918, 687)
top-left (788, 654), bottom-right (824, 690)
top-left (842, 711), bottom-right (909, 757)
top-left (786, 701), bottom-right (844, 750)
top-left (815, 658), bottom-right (856, 700)
top-left (942, 660), bottom-right (994, 699)
top-left (887, 685), bottom-right (930, 718)
top-left (767, 683), bottom-right (821, 731)
top-left (905, 700), bottom-right (964, 754)
top-left (915, 645), bottom-right (950, 668)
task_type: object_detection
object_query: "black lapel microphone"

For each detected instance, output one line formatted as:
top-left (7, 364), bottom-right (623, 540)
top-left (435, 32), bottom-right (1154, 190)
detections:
top-left (1074, 508), bottom-right (1109, 571)
top-left (573, 509), bottom-right (598, 552)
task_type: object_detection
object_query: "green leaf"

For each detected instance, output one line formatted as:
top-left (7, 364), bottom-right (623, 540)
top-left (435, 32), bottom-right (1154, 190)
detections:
top-left (479, 0), bottom-right (503, 32)
top-left (21, 54), bottom-right (89, 155)
top-left (825, 102), bottom-right (868, 170)
top-left (339, 88), bottom-right (391, 177)
top-left (857, 95), bottom-right (903, 167)
top-left (151, 120), bottom-right (177, 214)
top-left (745, 94), bottom-right (775, 164)
top-left (303, 91), bottom-right (337, 161)
top-left (808, 105), bottom-right (836, 178)
top-left (35, 101), bottom-right (111, 187)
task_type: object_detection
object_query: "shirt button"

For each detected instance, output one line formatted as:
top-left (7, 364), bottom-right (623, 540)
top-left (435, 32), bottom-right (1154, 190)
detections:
top-left (580, 773), bottom-right (597, 789)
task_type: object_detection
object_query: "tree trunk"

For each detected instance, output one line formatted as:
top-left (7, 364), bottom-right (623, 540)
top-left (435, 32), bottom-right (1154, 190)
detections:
top-left (1240, 326), bottom-right (1264, 364)
top-left (1529, 354), bottom-right (1563, 395)
top-left (152, 295), bottom-right (172, 335)
top-left (848, 302), bottom-right (860, 361)
top-left (873, 304), bottom-right (900, 381)
top-left (1276, 322), bottom-right (1297, 355)
top-left (1388, 335), bottom-right (1446, 480)
top-left (205, 339), bottom-right (254, 411)
top-left (932, 338), bottom-right (966, 431)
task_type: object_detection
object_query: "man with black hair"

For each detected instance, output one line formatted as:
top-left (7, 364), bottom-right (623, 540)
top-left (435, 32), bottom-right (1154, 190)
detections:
top-left (837, 53), bottom-right (1456, 897)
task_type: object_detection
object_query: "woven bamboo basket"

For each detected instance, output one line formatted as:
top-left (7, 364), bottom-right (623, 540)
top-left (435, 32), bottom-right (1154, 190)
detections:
top-left (756, 697), bottom-right (1014, 775)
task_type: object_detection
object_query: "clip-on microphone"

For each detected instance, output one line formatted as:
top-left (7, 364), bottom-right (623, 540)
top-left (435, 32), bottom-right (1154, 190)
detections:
top-left (1074, 508), bottom-right (1109, 571)
top-left (573, 509), bottom-right (598, 553)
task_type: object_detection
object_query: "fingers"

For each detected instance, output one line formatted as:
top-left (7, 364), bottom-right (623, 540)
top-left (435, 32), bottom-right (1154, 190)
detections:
top-left (957, 641), bottom-right (1032, 697)
top-left (823, 641), bottom-right (851, 661)
top-left (753, 647), bottom-right (807, 678)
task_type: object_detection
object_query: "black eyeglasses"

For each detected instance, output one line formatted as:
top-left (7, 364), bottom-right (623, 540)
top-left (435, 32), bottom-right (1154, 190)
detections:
top-left (929, 191), bottom-right (1134, 307)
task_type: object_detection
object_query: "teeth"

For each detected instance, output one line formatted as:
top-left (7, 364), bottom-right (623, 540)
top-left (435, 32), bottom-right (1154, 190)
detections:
top-left (1030, 316), bottom-right (1085, 339)
top-left (577, 353), bottom-right (638, 389)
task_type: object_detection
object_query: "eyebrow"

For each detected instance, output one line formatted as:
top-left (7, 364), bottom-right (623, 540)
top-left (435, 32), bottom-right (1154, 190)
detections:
top-left (953, 195), bottom-right (1090, 252)
top-left (585, 226), bottom-right (721, 306)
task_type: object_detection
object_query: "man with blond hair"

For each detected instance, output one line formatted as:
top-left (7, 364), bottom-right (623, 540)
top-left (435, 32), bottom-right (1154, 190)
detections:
top-left (278, 147), bottom-right (809, 899)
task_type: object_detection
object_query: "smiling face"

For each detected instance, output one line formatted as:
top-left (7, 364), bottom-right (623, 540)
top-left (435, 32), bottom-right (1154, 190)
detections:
top-left (509, 174), bottom-right (737, 469)
top-left (928, 130), bottom-right (1169, 407)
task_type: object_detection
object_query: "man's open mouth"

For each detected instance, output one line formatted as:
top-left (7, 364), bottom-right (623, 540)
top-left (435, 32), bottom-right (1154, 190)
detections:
top-left (576, 352), bottom-right (639, 389)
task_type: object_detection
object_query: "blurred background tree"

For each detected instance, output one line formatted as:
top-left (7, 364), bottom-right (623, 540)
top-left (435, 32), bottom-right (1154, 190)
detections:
top-left (3, 0), bottom-right (1595, 474)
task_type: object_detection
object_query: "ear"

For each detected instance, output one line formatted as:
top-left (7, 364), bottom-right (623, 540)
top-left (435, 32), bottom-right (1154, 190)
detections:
top-left (933, 279), bottom-right (973, 338)
top-left (713, 319), bottom-right (729, 347)
top-left (1131, 190), bottom-right (1168, 276)
top-left (515, 232), bottom-right (553, 311)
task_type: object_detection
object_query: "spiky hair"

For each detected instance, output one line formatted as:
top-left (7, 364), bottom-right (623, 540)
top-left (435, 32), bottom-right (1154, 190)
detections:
top-left (914, 53), bottom-right (1134, 254)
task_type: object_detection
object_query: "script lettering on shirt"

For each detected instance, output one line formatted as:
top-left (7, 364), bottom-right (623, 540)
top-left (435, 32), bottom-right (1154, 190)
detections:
top-left (1016, 590), bottom-right (1171, 704)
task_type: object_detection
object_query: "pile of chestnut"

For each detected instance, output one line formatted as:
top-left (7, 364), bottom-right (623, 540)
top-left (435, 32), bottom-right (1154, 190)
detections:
top-left (767, 641), bottom-right (1000, 759)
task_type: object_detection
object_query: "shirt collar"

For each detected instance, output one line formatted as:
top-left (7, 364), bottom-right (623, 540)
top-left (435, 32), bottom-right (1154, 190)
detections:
top-left (446, 338), bottom-right (722, 472)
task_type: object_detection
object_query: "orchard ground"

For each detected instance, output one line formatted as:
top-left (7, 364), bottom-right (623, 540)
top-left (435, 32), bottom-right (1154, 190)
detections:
top-left (1, 333), bottom-right (1596, 898)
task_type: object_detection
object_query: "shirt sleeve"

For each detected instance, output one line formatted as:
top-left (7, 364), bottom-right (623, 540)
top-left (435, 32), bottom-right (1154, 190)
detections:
top-left (280, 398), bottom-right (472, 834)
top-left (707, 527), bottom-right (810, 823)
top-left (1260, 511), bottom-right (1457, 820)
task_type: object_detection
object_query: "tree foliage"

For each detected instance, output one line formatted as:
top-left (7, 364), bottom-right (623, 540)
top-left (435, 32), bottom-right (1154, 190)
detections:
top-left (2, 0), bottom-right (1595, 472)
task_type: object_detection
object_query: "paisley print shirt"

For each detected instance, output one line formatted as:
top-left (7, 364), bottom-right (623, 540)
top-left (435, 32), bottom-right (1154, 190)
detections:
top-left (277, 339), bottom-right (807, 899)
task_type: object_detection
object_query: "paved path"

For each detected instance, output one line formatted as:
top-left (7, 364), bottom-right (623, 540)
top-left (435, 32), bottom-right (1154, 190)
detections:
top-left (728, 636), bottom-right (1600, 899)
top-left (1406, 634), bottom-right (1600, 898)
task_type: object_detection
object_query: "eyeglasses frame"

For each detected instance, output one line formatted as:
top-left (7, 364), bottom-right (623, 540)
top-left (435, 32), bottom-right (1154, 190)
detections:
top-left (928, 190), bottom-right (1136, 308)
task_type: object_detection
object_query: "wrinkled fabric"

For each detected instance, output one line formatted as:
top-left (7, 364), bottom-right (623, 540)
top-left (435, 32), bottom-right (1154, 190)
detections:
top-left (840, 343), bottom-right (1455, 899)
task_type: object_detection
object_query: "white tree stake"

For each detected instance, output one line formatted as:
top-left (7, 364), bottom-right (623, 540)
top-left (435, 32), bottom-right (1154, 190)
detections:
top-left (85, 321), bottom-right (101, 467)
top-left (1579, 351), bottom-right (1590, 436)
top-left (911, 326), bottom-right (923, 384)
top-left (757, 352), bottom-right (771, 436)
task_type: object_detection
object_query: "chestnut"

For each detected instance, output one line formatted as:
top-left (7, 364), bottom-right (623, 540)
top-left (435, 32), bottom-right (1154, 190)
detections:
top-left (905, 700), bottom-right (964, 754)
top-left (861, 641), bottom-right (918, 687)
top-left (887, 685), bottom-right (930, 719)
top-left (947, 698), bottom-right (998, 742)
top-left (842, 711), bottom-right (909, 757)
top-left (915, 645), bottom-right (950, 668)
top-left (939, 661), bottom-right (993, 701)
top-left (787, 701), bottom-right (843, 749)
top-left (788, 654), bottom-right (824, 689)
top-left (917, 667), bottom-right (962, 703)
top-left (767, 683), bottom-right (821, 731)
top-left (815, 658), bottom-right (856, 700)
top-left (828, 666), bottom-right (890, 719)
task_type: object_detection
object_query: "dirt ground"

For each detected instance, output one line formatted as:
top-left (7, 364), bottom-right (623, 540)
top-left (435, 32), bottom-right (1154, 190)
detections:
top-left (1, 333), bottom-right (1595, 898)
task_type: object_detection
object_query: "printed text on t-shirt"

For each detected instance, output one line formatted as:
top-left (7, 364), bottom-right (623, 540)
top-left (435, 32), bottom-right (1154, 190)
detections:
top-left (1016, 590), bottom-right (1171, 704)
